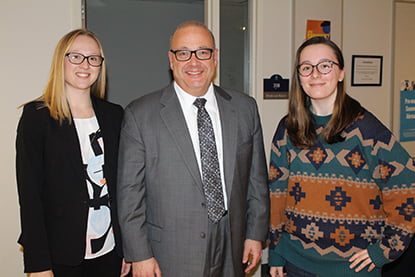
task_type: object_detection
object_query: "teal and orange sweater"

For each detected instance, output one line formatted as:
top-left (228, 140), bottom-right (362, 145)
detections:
top-left (268, 109), bottom-right (415, 277)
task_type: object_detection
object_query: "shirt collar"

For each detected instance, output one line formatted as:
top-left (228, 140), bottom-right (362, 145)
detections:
top-left (174, 81), bottom-right (216, 109)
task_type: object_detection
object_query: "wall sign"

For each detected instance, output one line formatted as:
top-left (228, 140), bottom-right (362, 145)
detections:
top-left (263, 74), bottom-right (289, 99)
top-left (400, 89), bottom-right (415, 142)
top-left (306, 20), bottom-right (331, 40)
top-left (351, 55), bottom-right (383, 86)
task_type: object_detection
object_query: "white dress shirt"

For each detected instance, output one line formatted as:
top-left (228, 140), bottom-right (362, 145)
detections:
top-left (174, 81), bottom-right (228, 209)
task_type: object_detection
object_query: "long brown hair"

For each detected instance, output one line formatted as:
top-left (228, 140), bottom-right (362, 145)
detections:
top-left (287, 36), bottom-right (361, 149)
top-left (34, 29), bottom-right (106, 124)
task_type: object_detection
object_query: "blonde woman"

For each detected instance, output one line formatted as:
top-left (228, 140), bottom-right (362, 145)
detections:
top-left (16, 29), bottom-right (129, 277)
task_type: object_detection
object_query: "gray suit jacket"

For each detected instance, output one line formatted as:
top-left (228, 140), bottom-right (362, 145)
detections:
top-left (117, 83), bottom-right (269, 276)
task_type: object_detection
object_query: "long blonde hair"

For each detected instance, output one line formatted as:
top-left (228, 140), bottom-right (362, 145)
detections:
top-left (35, 29), bottom-right (106, 124)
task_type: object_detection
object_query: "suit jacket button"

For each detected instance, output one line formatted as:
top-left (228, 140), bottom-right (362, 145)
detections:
top-left (201, 202), bottom-right (206, 208)
top-left (200, 232), bottom-right (206, 239)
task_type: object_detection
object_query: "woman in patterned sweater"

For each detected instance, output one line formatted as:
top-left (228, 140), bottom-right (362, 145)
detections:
top-left (268, 36), bottom-right (415, 277)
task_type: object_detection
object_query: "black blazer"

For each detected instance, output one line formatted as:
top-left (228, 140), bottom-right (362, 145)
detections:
top-left (16, 97), bottom-right (124, 273)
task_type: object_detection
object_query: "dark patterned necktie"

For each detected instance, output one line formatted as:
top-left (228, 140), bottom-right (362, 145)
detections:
top-left (194, 98), bottom-right (225, 223)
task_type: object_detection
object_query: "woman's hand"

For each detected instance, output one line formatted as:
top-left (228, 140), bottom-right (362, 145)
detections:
top-left (121, 259), bottom-right (132, 276)
top-left (270, 266), bottom-right (286, 277)
top-left (349, 249), bottom-right (376, 272)
top-left (29, 270), bottom-right (54, 277)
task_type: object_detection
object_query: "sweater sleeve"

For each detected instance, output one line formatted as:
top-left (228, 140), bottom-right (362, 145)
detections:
top-left (268, 118), bottom-right (290, 267)
top-left (361, 113), bottom-right (415, 266)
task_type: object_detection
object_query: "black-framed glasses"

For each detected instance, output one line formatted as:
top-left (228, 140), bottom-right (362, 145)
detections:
top-left (297, 60), bottom-right (339, 77)
top-left (65, 52), bottom-right (104, 67)
top-left (170, 48), bottom-right (214, 61)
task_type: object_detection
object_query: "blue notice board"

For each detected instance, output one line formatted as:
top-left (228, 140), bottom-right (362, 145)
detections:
top-left (400, 90), bottom-right (415, 142)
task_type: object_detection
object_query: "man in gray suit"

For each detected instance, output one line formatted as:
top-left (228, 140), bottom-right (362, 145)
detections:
top-left (117, 21), bottom-right (269, 277)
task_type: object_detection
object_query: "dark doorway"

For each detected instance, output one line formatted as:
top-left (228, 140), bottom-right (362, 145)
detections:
top-left (86, 0), bottom-right (204, 107)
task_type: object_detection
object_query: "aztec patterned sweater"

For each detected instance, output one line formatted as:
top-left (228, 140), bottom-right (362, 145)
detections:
top-left (268, 109), bottom-right (415, 277)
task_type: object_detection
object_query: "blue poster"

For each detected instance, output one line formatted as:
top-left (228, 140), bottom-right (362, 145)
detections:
top-left (400, 90), bottom-right (415, 142)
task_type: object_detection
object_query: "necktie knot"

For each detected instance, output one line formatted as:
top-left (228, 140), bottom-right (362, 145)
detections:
top-left (194, 98), bottom-right (207, 109)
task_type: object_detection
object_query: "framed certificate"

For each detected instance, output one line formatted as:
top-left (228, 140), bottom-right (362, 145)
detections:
top-left (351, 55), bottom-right (383, 86)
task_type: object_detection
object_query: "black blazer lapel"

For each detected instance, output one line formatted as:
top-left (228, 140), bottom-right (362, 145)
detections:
top-left (93, 98), bottom-right (115, 170)
top-left (57, 118), bottom-right (85, 176)
top-left (91, 97), bottom-right (123, 198)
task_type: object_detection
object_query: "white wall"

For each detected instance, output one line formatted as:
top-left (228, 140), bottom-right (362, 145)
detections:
top-left (0, 0), bottom-right (82, 275)
top-left (253, 0), bottom-right (292, 157)
top-left (343, 0), bottom-right (394, 129)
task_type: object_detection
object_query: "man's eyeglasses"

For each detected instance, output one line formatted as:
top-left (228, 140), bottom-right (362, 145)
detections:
top-left (170, 48), bottom-right (214, 61)
top-left (65, 52), bottom-right (104, 67)
top-left (297, 60), bottom-right (339, 77)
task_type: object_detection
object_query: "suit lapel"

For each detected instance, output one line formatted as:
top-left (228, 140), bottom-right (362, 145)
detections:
top-left (214, 86), bottom-right (237, 199)
top-left (160, 85), bottom-right (204, 193)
